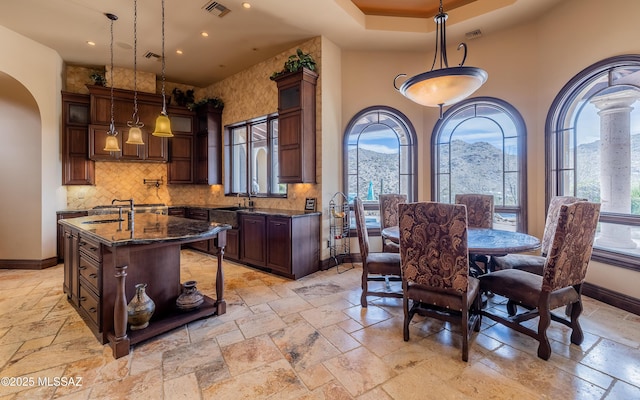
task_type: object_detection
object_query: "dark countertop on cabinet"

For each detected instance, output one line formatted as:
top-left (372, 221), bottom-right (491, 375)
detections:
top-left (58, 213), bottom-right (231, 247)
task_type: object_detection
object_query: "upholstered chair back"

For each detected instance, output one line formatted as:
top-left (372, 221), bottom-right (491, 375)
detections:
top-left (540, 196), bottom-right (586, 256)
top-left (454, 194), bottom-right (493, 229)
top-left (398, 202), bottom-right (469, 293)
top-left (379, 194), bottom-right (407, 230)
top-left (354, 197), bottom-right (370, 261)
top-left (542, 201), bottom-right (600, 292)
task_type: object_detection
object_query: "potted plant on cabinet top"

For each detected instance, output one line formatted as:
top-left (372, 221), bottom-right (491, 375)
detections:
top-left (89, 72), bottom-right (106, 86)
top-left (187, 96), bottom-right (225, 111)
top-left (270, 48), bottom-right (317, 81)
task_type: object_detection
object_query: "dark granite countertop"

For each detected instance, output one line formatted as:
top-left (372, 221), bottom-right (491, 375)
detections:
top-left (58, 213), bottom-right (231, 247)
top-left (59, 205), bottom-right (321, 218)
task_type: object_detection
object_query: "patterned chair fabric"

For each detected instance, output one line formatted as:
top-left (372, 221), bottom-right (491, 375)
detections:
top-left (455, 194), bottom-right (494, 229)
top-left (492, 196), bottom-right (586, 273)
top-left (354, 197), bottom-right (402, 307)
top-left (398, 201), bottom-right (481, 361)
top-left (379, 194), bottom-right (407, 253)
top-left (479, 201), bottom-right (601, 360)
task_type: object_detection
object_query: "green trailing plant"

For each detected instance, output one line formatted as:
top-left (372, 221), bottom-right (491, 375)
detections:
top-left (89, 72), bottom-right (106, 86)
top-left (270, 48), bottom-right (317, 80)
top-left (172, 88), bottom-right (195, 107)
top-left (187, 96), bottom-right (224, 111)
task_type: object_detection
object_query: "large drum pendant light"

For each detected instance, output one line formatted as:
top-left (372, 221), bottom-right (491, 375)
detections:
top-left (152, 0), bottom-right (173, 137)
top-left (394, 0), bottom-right (487, 118)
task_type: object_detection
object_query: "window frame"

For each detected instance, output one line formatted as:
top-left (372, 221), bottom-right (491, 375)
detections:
top-left (342, 105), bottom-right (418, 235)
top-left (546, 54), bottom-right (640, 271)
top-left (431, 97), bottom-right (528, 232)
top-left (224, 112), bottom-right (286, 198)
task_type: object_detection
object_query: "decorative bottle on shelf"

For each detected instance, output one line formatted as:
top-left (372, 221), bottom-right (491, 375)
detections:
top-left (176, 280), bottom-right (204, 311)
top-left (127, 283), bottom-right (155, 330)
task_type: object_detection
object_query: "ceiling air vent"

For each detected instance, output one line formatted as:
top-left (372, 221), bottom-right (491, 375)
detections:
top-left (202, 1), bottom-right (231, 17)
top-left (465, 29), bottom-right (483, 40)
top-left (144, 51), bottom-right (161, 61)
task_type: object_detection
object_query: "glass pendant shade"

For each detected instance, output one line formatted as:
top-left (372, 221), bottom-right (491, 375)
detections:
top-left (397, 66), bottom-right (487, 107)
top-left (126, 126), bottom-right (144, 144)
top-left (104, 134), bottom-right (120, 152)
top-left (152, 113), bottom-right (173, 137)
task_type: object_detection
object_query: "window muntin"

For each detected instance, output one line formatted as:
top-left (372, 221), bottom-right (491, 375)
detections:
top-left (432, 97), bottom-right (527, 232)
top-left (225, 113), bottom-right (285, 197)
top-left (343, 106), bottom-right (417, 231)
top-left (547, 55), bottom-right (640, 269)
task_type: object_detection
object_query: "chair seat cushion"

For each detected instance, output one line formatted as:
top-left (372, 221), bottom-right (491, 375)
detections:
top-left (407, 277), bottom-right (480, 312)
top-left (492, 254), bottom-right (545, 275)
top-left (366, 252), bottom-right (401, 275)
top-left (479, 269), bottom-right (579, 309)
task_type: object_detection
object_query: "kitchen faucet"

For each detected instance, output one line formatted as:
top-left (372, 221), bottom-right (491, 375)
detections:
top-left (112, 198), bottom-right (135, 220)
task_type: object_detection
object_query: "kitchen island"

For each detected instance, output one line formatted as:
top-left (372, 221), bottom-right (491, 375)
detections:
top-left (58, 213), bottom-right (231, 358)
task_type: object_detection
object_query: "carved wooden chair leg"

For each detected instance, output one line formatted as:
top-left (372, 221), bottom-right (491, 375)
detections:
top-left (570, 298), bottom-right (584, 345)
top-left (403, 295), bottom-right (411, 341)
top-left (537, 295), bottom-right (552, 360)
top-left (506, 300), bottom-right (518, 316)
top-left (462, 305), bottom-right (469, 362)
top-left (361, 272), bottom-right (368, 308)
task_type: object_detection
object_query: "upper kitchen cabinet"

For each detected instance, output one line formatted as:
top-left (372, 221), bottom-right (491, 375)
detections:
top-left (167, 109), bottom-right (196, 184)
top-left (273, 68), bottom-right (318, 184)
top-left (194, 104), bottom-right (223, 185)
top-left (62, 92), bottom-right (94, 185)
top-left (87, 85), bottom-right (171, 162)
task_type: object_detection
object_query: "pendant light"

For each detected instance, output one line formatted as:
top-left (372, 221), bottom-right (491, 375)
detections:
top-left (152, 0), bottom-right (173, 137)
top-left (103, 13), bottom-right (121, 153)
top-left (394, 0), bottom-right (487, 118)
top-left (126, 0), bottom-right (144, 145)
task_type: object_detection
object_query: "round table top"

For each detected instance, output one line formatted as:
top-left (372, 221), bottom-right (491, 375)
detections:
top-left (381, 226), bottom-right (541, 256)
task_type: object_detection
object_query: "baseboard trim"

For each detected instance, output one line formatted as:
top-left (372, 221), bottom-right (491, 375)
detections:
top-left (583, 282), bottom-right (640, 316)
top-left (0, 257), bottom-right (58, 270)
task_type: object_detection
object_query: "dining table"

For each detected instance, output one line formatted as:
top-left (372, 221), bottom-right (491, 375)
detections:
top-left (380, 226), bottom-right (541, 276)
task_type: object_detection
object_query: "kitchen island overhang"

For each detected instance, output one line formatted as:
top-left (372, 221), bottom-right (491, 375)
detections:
top-left (58, 214), bottom-right (231, 358)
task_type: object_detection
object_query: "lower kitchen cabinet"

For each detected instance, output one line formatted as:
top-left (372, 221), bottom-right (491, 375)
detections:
top-left (240, 212), bottom-right (320, 279)
top-left (224, 229), bottom-right (240, 261)
top-left (58, 211), bottom-right (88, 262)
top-left (63, 227), bottom-right (80, 305)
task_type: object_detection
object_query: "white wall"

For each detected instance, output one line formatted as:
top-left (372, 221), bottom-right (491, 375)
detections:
top-left (0, 25), bottom-right (65, 261)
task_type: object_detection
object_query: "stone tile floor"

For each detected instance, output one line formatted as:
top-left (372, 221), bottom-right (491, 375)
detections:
top-left (0, 250), bottom-right (639, 399)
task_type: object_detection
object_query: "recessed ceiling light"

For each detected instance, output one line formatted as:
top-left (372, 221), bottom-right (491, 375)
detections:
top-left (242, 2), bottom-right (251, 9)
top-left (176, 49), bottom-right (183, 55)
top-left (201, 31), bottom-right (209, 37)
top-left (87, 41), bottom-right (96, 46)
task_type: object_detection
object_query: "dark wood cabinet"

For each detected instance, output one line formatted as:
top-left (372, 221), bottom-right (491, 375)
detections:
top-left (58, 211), bottom-right (88, 262)
top-left (225, 228), bottom-right (240, 261)
top-left (195, 104), bottom-right (223, 185)
top-left (63, 227), bottom-right (80, 305)
top-left (167, 112), bottom-right (197, 184)
top-left (240, 212), bottom-right (320, 279)
top-left (62, 92), bottom-right (94, 185)
top-left (186, 208), bottom-right (210, 252)
top-left (273, 68), bottom-right (318, 184)
top-left (87, 86), bottom-right (171, 162)
top-left (240, 214), bottom-right (267, 266)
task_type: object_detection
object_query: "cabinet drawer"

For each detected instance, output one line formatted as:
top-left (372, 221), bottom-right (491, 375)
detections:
top-left (79, 257), bottom-right (100, 293)
top-left (79, 236), bottom-right (101, 262)
top-left (79, 285), bottom-right (100, 327)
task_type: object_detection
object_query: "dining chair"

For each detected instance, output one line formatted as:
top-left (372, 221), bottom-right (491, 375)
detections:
top-left (379, 193), bottom-right (407, 253)
top-left (353, 197), bottom-right (402, 307)
top-left (478, 201), bottom-right (601, 360)
top-left (398, 201), bottom-right (482, 362)
top-left (455, 193), bottom-right (494, 275)
top-left (492, 196), bottom-right (586, 274)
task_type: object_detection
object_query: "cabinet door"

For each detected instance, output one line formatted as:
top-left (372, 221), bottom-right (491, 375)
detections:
top-left (167, 135), bottom-right (194, 183)
top-left (224, 228), bottom-right (240, 261)
top-left (267, 217), bottom-right (291, 273)
top-left (89, 125), bottom-right (122, 160)
top-left (240, 214), bottom-right (266, 266)
top-left (62, 93), bottom-right (94, 185)
top-left (63, 228), bottom-right (80, 306)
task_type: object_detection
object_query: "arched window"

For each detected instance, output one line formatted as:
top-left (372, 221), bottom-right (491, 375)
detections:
top-left (343, 106), bottom-right (417, 232)
top-left (547, 55), bottom-right (640, 269)
top-left (432, 97), bottom-right (527, 232)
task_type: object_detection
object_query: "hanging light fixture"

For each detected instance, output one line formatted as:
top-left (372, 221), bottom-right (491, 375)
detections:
top-left (103, 13), bottom-right (121, 153)
top-left (394, 0), bottom-right (487, 118)
top-left (152, 0), bottom-right (173, 137)
top-left (126, 0), bottom-right (145, 145)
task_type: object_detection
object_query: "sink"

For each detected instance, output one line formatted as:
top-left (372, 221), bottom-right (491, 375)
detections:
top-left (82, 219), bottom-right (124, 224)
